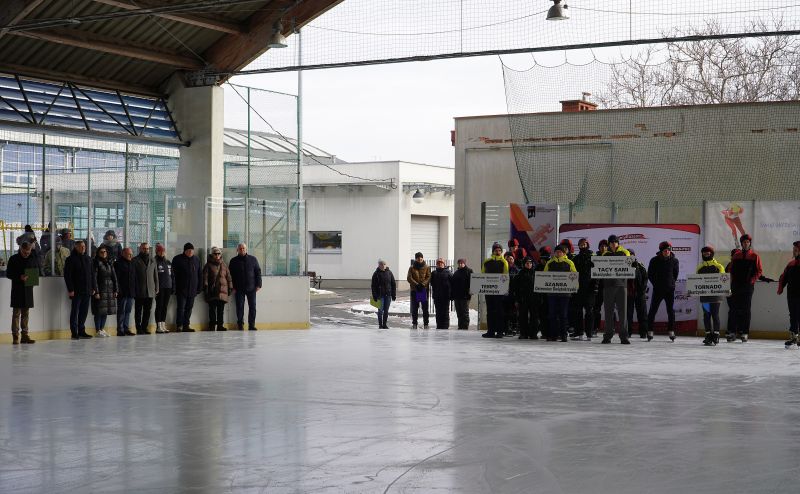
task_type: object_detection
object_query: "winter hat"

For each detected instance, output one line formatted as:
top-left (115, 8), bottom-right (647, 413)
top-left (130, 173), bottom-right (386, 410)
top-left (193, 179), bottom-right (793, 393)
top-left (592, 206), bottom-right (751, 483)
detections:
top-left (210, 246), bottom-right (222, 255)
top-left (561, 239), bottom-right (574, 253)
top-left (793, 241), bottom-right (800, 248)
top-left (155, 243), bottom-right (165, 254)
top-left (701, 246), bottom-right (715, 255)
top-left (508, 238), bottom-right (519, 248)
top-left (436, 257), bottom-right (445, 265)
top-left (183, 242), bottom-right (194, 252)
top-left (523, 256), bottom-right (534, 264)
top-left (457, 258), bottom-right (467, 264)
top-left (659, 241), bottom-right (672, 251)
top-left (740, 233), bottom-right (752, 243)
top-left (554, 245), bottom-right (565, 254)
top-left (105, 229), bottom-right (116, 239)
top-left (378, 258), bottom-right (386, 264)
top-left (598, 239), bottom-right (609, 249)
top-left (608, 234), bottom-right (620, 244)
top-left (504, 252), bottom-right (515, 261)
top-left (539, 246), bottom-right (552, 256)
top-left (414, 251), bottom-right (424, 259)
top-left (491, 242), bottom-right (503, 251)
top-left (578, 237), bottom-right (589, 247)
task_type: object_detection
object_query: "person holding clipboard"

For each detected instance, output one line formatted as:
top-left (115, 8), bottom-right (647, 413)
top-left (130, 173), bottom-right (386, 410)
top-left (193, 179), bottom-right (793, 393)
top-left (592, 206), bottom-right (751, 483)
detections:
top-left (6, 241), bottom-right (39, 344)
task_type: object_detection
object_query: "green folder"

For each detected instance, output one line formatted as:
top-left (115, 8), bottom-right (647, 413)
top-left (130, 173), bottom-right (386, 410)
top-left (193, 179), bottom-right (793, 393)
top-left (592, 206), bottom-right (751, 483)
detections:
top-left (24, 268), bottom-right (39, 287)
top-left (369, 297), bottom-right (382, 309)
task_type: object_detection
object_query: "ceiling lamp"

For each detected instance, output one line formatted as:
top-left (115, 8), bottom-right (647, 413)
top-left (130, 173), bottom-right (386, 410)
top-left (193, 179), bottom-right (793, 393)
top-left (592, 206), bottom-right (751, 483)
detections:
top-left (546, 0), bottom-right (569, 21)
top-left (412, 189), bottom-right (424, 204)
top-left (268, 22), bottom-right (288, 48)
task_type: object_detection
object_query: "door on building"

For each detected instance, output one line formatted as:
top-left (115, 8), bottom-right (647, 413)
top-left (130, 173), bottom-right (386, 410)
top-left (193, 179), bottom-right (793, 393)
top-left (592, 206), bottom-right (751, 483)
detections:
top-left (410, 215), bottom-right (439, 265)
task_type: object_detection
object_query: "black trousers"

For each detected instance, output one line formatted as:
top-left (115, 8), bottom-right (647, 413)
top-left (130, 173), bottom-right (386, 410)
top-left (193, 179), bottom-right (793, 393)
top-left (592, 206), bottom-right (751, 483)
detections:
top-left (176, 294), bottom-right (195, 328)
top-left (789, 296), bottom-right (800, 334)
top-left (134, 297), bottom-right (153, 333)
top-left (728, 285), bottom-right (755, 335)
top-left (517, 301), bottom-right (538, 338)
top-left (592, 290), bottom-right (603, 334)
top-left (628, 293), bottom-right (648, 335)
top-left (485, 295), bottom-right (505, 335)
top-left (208, 300), bottom-right (226, 328)
top-left (154, 290), bottom-right (171, 323)
top-left (574, 292), bottom-right (595, 337)
top-left (434, 298), bottom-right (450, 329)
top-left (647, 289), bottom-right (675, 333)
top-left (454, 299), bottom-right (470, 329)
top-left (702, 302), bottom-right (721, 333)
top-left (235, 290), bottom-right (257, 328)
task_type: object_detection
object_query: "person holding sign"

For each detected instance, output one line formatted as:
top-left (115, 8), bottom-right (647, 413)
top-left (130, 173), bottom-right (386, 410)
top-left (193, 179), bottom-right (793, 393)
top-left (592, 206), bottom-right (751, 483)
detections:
top-left (601, 235), bottom-right (632, 344)
top-left (6, 241), bottom-right (38, 344)
top-left (544, 245), bottom-right (577, 342)
top-left (407, 252), bottom-right (431, 329)
top-left (696, 246), bottom-right (726, 346)
top-left (726, 234), bottom-right (762, 342)
top-left (512, 256), bottom-right (538, 339)
top-left (777, 241), bottom-right (800, 348)
top-left (647, 242), bottom-right (680, 342)
top-left (481, 243), bottom-right (509, 338)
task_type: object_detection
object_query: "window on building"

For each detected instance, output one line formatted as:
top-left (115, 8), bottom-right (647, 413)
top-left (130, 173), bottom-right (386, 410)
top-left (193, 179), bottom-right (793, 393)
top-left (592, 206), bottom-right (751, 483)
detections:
top-left (310, 231), bottom-right (342, 252)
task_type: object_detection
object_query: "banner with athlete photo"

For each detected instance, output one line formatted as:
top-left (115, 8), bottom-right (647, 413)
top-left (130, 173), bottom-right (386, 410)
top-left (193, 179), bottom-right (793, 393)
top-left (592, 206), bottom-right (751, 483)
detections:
top-left (509, 203), bottom-right (559, 256)
top-left (704, 201), bottom-right (754, 253)
top-left (559, 224), bottom-right (701, 332)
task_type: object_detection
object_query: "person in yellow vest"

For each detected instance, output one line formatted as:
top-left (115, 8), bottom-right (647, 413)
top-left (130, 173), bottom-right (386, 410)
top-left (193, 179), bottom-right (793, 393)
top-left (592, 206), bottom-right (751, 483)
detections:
top-left (696, 246), bottom-right (726, 346)
top-left (481, 242), bottom-right (509, 338)
top-left (601, 235), bottom-right (632, 344)
top-left (544, 245), bottom-right (577, 342)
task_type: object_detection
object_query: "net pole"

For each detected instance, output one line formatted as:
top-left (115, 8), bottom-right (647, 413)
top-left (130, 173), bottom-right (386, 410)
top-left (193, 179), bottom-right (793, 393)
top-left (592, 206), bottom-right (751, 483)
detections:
top-left (40, 134), bottom-right (46, 227)
top-left (87, 168), bottom-right (92, 246)
top-left (285, 198), bottom-right (290, 275)
top-left (50, 188), bottom-right (55, 276)
top-left (297, 28), bottom-right (304, 202)
top-left (124, 143), bottom-right (130, 249)
top-left (246, 86), bottom-right (251, 247)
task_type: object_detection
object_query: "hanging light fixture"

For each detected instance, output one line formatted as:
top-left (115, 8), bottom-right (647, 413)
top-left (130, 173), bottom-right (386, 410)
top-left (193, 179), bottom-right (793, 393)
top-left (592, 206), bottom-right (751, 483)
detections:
top-left (546, 0), bottom-right (569, 21)
top-left (268, 21), bottom-right (288, 48)
top-left (412, 189), bottom-right (424, 203)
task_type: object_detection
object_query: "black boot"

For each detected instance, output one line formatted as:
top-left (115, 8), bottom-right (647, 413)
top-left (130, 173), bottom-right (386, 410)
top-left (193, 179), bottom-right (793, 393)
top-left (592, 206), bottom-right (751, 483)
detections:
top-left (785, 333), bottom-right (798, 348)
top-left (12, 332), bottom-right (19, 345)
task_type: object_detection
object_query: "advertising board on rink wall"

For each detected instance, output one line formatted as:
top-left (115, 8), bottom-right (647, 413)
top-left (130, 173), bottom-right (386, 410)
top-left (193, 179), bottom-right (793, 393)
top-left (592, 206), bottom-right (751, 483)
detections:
top-left (559, 224), bottom-right (701, 332)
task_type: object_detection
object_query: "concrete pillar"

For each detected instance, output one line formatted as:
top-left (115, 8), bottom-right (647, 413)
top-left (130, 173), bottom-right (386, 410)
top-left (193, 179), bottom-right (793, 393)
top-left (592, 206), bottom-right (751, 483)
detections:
top-left (166, 77), bottom-right (225, 253)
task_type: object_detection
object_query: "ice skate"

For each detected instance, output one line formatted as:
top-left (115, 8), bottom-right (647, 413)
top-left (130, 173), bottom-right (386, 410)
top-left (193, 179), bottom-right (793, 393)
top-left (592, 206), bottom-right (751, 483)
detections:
top-left (668, 331), bottom-right (676, 342)
top-left (647, 331), bottom-right (654, 342)
top-left (739, 334), bottom-right (748, 343)
top-left (784, 333), bottom-right (797, 348)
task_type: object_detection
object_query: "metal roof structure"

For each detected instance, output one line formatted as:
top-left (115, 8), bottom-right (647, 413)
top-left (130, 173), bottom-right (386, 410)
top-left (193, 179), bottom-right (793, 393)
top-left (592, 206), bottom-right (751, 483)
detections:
top-left (0, 0), bottom-right (342, 97)
top-left (223, 128), bottom-right (336, 163)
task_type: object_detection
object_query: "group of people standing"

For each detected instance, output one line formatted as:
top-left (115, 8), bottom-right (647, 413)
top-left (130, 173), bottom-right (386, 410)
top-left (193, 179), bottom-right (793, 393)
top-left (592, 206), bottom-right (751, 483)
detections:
top-left (479, 234), bottom-right (799, 347)
top-left (7, 240), bottom-right (263, 344)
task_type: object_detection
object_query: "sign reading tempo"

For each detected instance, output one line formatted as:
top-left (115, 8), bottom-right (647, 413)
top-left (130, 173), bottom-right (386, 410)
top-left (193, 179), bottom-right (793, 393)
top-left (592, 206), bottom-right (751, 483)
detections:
top-left (590, 256), bottom-right (637, 279)
top-left (470, 273), bottom-right (509, 295)
top-left (534, 272), bottom-right (579, 294)
top-left (686, 273), bottom-right (731, 296)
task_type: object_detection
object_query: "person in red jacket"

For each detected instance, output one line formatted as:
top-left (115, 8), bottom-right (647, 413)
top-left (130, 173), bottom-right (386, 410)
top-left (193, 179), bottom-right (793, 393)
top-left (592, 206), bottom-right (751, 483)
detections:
top-left (725, 234), bottom-right (762, 342)
top-left (507, 239), bottom-right (527, 269)
top-left (778, 240), bottom-right (800, 348)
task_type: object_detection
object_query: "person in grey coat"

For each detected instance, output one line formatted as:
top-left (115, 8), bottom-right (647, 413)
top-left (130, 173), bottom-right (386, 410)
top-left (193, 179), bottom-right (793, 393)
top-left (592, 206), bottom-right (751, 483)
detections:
top-left (133, 242), bottom-right (159, 335)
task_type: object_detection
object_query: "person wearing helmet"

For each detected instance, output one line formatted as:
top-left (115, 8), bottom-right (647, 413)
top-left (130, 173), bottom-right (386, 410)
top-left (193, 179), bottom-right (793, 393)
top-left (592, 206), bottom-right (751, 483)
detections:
top-left (481, 242), bottom-right (509, 338)
top-left (726, 234), bottom-right (762, 342)
top-left (696, 246), bottom-right (725, 346)
top-left (647, 241), bottom-right (680, 341)
top-left (777, 241), bottom-right (800, 348)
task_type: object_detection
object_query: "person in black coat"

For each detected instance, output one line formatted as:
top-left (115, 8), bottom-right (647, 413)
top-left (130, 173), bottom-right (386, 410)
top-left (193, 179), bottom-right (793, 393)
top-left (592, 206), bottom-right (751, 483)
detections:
top-left (430, 258), bottom-right (453, 329)
top-left (570, 239), bottom-right (597, 341)
top-left (154, 243), bottom-right (174, 333)
top-left (228, 243), bottom-right (262, 331)
top-left (512, 256), bottom-right (537, 339)
top-left (647, 241), bottom-right (680, 341)
top-left (7, 241), bottom-right (38, 344)
top-left (172, 242), bottom-right (202, 332)
top-left (91, 245), bottom-right (117, 337)
top-left (450, 259), bottom-right (473, 329)
top-left (370, 259), bottom-right (396, 329)
top-left (627, 250), bottom-right (650, 340)
top-left (63, 240), bottom-right (94, 340)
top-left (114, 248), bottom-right (137, 336)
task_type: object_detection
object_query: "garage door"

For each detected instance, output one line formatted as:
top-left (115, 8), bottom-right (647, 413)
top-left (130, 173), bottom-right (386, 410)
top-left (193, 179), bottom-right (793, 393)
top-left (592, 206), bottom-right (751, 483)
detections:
top-left (410, 215), bottom-right (439, 264)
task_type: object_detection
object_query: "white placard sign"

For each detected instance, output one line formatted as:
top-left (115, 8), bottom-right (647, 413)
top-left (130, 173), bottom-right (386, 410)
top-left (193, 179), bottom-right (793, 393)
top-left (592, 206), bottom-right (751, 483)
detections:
top-left (590, 256), bottom-right (637, 279)
top-left (534, 272), bottom-right (579, 294)
top-left (470, 273), bottom-right (509, 295)
top-left (686, 273), bottom-right (731, 297)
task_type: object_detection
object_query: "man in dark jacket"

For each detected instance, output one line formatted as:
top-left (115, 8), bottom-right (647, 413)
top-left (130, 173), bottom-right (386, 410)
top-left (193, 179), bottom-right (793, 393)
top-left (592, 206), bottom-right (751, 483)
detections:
top-left (228, 243), bottom-right (262, 331)
top-left (450, 259), bottom-right (473, 329)
top-left (172, 242), bottom-right (203, 332)
top-left (627, 250), bottom-right (650, 340)
top-left (778, 241), bottom-right (800, 348)
top-left (154, 243), bottom-right (173, 333)
top-left (7, 241), bottom-right (38, 344)
top-left (726, 234), bottom-right (762, 342)
top-left (114, 247), bottom-right (137, 336)
top-left (370, 259), bottom-right (396, 329)
top-left (570, 238), bottom-right (597, 341)
top-left (647, 241), bottom-right (680, 341)
top-left (133, 242), bottom-right (159, 335)
top-left (512, 256), bottom-right (537, 339)
top-left (430, 258), bottom-right (452, 329)
top-left (407, 252), bottom-right (431, 329)
top-left (63, 240), bottom-right (94, 340)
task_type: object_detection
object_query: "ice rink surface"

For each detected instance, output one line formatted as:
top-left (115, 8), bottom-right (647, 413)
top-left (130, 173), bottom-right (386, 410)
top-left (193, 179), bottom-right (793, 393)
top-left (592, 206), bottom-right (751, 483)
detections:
top-left (2, 327), bottom-right (800, 493)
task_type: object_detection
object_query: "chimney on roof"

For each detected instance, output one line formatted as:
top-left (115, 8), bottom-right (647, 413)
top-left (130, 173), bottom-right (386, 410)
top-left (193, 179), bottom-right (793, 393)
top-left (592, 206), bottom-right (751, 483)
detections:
top-left (560, 92), bottom-right (598, 112)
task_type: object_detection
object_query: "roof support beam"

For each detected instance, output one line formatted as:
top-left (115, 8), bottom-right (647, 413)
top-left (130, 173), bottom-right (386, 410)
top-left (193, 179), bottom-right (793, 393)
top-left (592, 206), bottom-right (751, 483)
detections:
top-left (91, 0), bottom-right (244, 35)
top-left (0, 0), bottom-right (46, 40)
top-left (11, 28), bottom-right (206, 69)
top-left (0, 63), bottom-right (161, 97)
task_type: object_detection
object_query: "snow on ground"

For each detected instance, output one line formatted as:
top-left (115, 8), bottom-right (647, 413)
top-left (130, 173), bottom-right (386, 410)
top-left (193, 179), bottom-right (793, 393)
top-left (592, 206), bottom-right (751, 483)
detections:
top-left (309, 287), bottom-right (337, 296)
top-left (351, 298), bottom-right (479, 323)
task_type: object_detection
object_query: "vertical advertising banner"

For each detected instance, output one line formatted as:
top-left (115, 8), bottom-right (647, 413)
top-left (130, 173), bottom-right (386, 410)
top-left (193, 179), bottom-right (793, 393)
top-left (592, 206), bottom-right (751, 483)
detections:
top-left (559, 224), bottom-right (701, 332)
top-left (509, 203), bottom-right (559, 255)
top-left (753, 201), bottom-right (800, 251)
top-left (704, 201), bottom-right (754, 253)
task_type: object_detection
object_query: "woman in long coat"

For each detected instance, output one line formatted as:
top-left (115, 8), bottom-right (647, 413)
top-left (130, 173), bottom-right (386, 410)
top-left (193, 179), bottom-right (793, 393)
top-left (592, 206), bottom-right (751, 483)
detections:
top-left (92, 245), bottom-right (118, 337)
top-left (203, 246), bottom-right (233, 332)
top-left (7, 242), bottom-right (39, 344)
